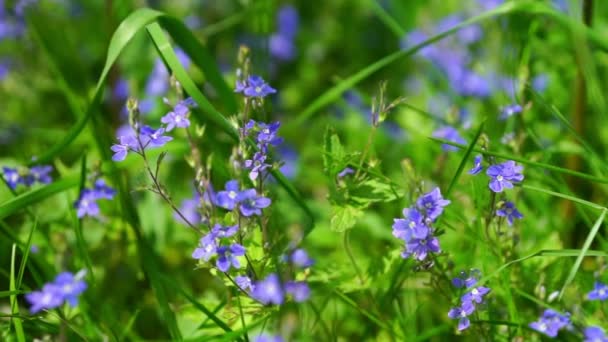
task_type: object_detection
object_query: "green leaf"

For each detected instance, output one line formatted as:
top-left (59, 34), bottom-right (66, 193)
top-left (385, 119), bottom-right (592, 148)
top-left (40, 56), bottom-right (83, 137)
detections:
top-left (10, 245), bottom-right (25, 342)
top-left (330, 206), bottom-right (363, 233)
top-left (323, 128), bottom-right (347, 176)
top-left (559, 208), bottom-right (607, 300)
top-left (349, 178), bottom-right (402, 206)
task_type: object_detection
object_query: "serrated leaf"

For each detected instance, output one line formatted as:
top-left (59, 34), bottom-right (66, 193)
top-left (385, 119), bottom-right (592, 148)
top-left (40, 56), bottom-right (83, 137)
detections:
top-left (330, 205), bottom-right (363, 232)
top-left (323, 128), bottom-right (347, 176)
top-left (349, 177), bottom-right (403, 206)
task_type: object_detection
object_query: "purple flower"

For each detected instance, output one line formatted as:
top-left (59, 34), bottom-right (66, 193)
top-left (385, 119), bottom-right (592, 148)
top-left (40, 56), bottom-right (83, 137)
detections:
top-left (337, 167), bottom-right (355, 178)
top-left (448, 301), bottom-right (475, 331)
top-left (2, 166), bottom-right (23, 189)
top-left (216, 243), bottom-right (246, 272)
top-left (243, 76), bottom-right (276, 98)
top-left (468, 155), bottom-right (483, 175)
top-left (278, 145), bottom-right (298, 179)
top-left (29, 165), bottom-right (53, 184)
top-left (587, 281), bottom-right (608, 301)
top-left (400, 29), bottom-right (437, 59)
top-left (110, 135), bottom-right (138, 162)
top-left (403, 235), bottom-right (441, 261)
top-left (584, 326), bottom-right (608, 342)
top-left (416, 187), bottom-right (451, 221)
top-left (75, 189), bottom-right (101, 218)
top-left (192, 233), bottom-right (218, 261)
top-left (235, 80), bottom-right (247, 93)
top-left (161, 102), bottom-right (191, 131)
top-left (244, 152), bottom-right (271, 181)
top-left (211, 224), bottom-right (239, 238)
top-left (392, 208), bottom-right (429, 241)
top-left (25, 284), bottom-right (63, 313)
top-left (529, 309), bottom-right (571, 338)
top-left (254, 333), bottom-right (284, 342)
top-left (93, 179), bottom-right (116, 200)
top-left (277, 5), bottom-right (298, 38)
top-left (452, 269), bottom-right (481, 288)
top-left (285, 281), bottom-right (310, 302)
top-left (462, 286), bottom-right (490, 304)
top-left (499, 104), bottom-right (523, 120)
top-left (236, 275), bottom-right (254, 292)
top-left (216, 180), bottom-right (241, 210)
top-left (256, 121), bottom-right (283, 147)
top-left (291, 249), bottom-right (314, 268)
top-left (486, 160), bottom-right (524, 193)
top-left (176, 196), bottom-right (201, 226)
top-left (270, 34), bottom-right (296, 61)
top-left (496, 201), bottom-right (523, 226)
top-left (252, 273), bottom-right (284, 305)
top-left (239, 189), bottom-right (271, 217)
top-left (53, 272), bottom-right (87, 307)
top-left (432, 126), bottom-right (466, 152)
top-left (140, 126), bottom-right (173, 148)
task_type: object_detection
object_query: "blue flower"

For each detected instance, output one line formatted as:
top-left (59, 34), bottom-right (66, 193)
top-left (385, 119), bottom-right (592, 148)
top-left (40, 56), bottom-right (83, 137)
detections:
top-left (499, 104), bottom-right (523, 120)
top-left (256, 121), bottom-right (283, 147)
top-left (243, 76), bottom-right (277, 98)
top-left (496, 201), bottom-right (523, 226)
top-left (254, 333), bottom-right (284, 342)
top-left (529, 309), bottom-right (571, 338)
top-left (291, 249), bottom-right (314, 268)
top-left (216, 243), bottom-right (246, 272)
top-left (403, 235), bottom-right (441, 261)
top-left (462, 286), bottom-right (490, 304)
top-left (25, 284), bottom-right (63, 313)
top-left (93, 179), bottom-right (116, 200)
top-left (587, 281), bottom-right (608, 301)
top-left (584, 326), bottom-right (608, 342)
top-left (416, 187), bottom-right (451, 221)
top-left (468, 155), bottom-right (483, 175)
top-left (2, 166), bottom-right (24, 189)
top-left (244, 152), bottom-right (271, 181)
top-left (236, 275), bottom-right (254, 292)
top-left (110, 135), bottom-right (138, 162)
top-left (392, 208), bottom-right (429, 241)
top-left (25, 270), bottom-right (87, 313)
top-left (192, 233), bottom-right (218, 261)
top-left (276, 5), bottom-right (298, 38)
top-left (161, 100), bottom-right (193, 131)
top-left (270, 34), bottom-right (296, 61)
top-left (216, 180), bottom-right (242, 211)
top-left (452, 269), bottom-right (481, 288)
top-left (285, 281), bottom-right (310, 302)
top-left (239, 189), bottom-right (271, 217)
top-left (176, 196), bottom-right (201, 226)
top-left (448, 301), bottom-right (475, 331)
top-left (278, 145), bottom-right (298, 179)
top-left (337, 167), bottom-right (355, 179)
top-left (252, 273), bottom-right (284, 305)
top-left (53, 272), bottom-right (87, 307)
top-left (75, 189), bottom-right (101, 218)
top-left (486, 160), bottom-right (524, 193)
top-left (29, 165), bottom-right (52, 184)
top-left (140, 126), bottom-right (173, 148)
top-left (211, 223), bottom-right (239, 238)
top-left (432, 126), bottom-right (466, 152)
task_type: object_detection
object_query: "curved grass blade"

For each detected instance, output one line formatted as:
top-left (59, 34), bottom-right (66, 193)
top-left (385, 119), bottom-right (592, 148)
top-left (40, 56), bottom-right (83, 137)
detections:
top-left (558, 208), bottom-right (606, 300)
top-left (445, 120), bottom-right (485, 197)
top-left (522, 184), bottom-right (605, 211)
top-left (0, 176), bottom-right (80, 220)
top-left (10, 245), bottom-right (26, 342)
top-left (289, 1), bottom-right (608, 128)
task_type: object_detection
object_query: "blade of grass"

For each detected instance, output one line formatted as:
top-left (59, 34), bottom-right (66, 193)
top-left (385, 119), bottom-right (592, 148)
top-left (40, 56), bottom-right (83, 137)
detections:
top-left (10, 244), bottom-right (26, 342)
top-left (16, 218), bottom-right (37, 291)
top-left (0, 290), bottom-right (25, 298)
top-left (445, 120), bottom-right (486, 197)
top-left (558, 208), bottom-right (606, 300)
top-left (74, 155), bottom-right (95, 284)
top-left (522, 184), bottom-right (605, 210)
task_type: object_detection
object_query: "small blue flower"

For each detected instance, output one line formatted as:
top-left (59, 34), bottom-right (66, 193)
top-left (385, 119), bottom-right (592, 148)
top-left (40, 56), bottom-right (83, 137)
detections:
top-left (584, 326), bottom-right (608, 342)
top-left (239, 189), bottom-right (271, 217)
top-left (25, 284), bottom-right (63, 313)
top-left (529, 309), bottom-right (571, 338)
top-left (53, 272), bottom-right (87, 307)
top-left (74, 189), bottom-right (101, 218)
top-left (25, 270), bottom-right (87, 313)
top-left (29, 165), bottom-right (53, 184)
top-left (254, 333), bottom-right (284, 342)
top-left (432, 126), bottom-right (466, 152)
top-left (285, 281), bottom-right (310, 302)
top-left (243, 76), bottom-right (276, 98)
top-left (587, 281), bottom-right (608, 301)
top-left (236, 275), bottom-right (254, 292)
top-left (140, 126), bottom-right (173, 148)
top-left (111, 135), bottom-right (138, 162)
top-left (416, 187), bottom-right (451, 221)
top-left (392, 208), bottom-right (429, 241)
top-left (192, 233), bottom-right (218, 261)
top-left (93, 179), bottom-right (116, 200)
top-left (176, 196), bottom-right (201, 226)
top-left (337, 167), bottom-right (355, 179)
top-left (256, 121), bottom-right (283, 147)
top-left (216, 180), bottom-right (242, 211)
top-left (211, 224), bottom-right (239, 238)
top-left (496, 201), bottom-right (523, 226)
top-left (291, 249), bottom-right (314, 268)
top-left (499, 104), bottom-right (523, 120)
top-left (468, 155), bottom-right (483, 175)
top-left (486, 161), bottom-right (524, 193)
top-left (161, 101), bottom-right (192, 131)
top-left (216, 243), bottom-right (246, 272)
top-left (2, 166), bottom-right (24, 189)
top-left (252, 273), bottom-right (284, 305)
top-left (403, 235), bottom-right (441, 261)
top-left (462, 286), bottom-right (490, 304)
top-left (244, 152), bottom-right (271, 181)
top-left (448, 300), bottom-right (475, 331)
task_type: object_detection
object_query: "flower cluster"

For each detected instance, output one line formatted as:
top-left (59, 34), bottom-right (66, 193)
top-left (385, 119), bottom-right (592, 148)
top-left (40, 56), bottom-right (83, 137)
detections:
top-left (448, 269), bottom-right (491, 331)
top-left (25, 270), bottom-right (87, 313)
top-left (587, 281), bottom-right (608, 301)
top-left (216, 180), bottom-right (271, 216)
top-left (74, 179), bottom-right (116, 218)
top-left (529, 309), bottom-right (571, 338)
top-left (236, 249), bottom-right (313, 305)
top-left (269, 5), bottom-right (299, 61)
top-left (192, 223), bottom-right (245, 272)
top-left (392, 187), bottom-right (450, 262)
top-left (241, 120), bottom-right (283, 181)
top-left (235, 75), bottom-right (277, 98)
top-left (470, 158), bottom-right (524, 226)
top-left (2, 164), bottom-right (53, 189)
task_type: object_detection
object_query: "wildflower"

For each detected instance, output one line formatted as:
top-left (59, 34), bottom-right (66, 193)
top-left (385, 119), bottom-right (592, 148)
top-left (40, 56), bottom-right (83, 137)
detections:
top-left (93, 179), bottom-right (116, 199)
top-left (486, 160), bottom-right (524, 193)
top-left (587, 281), bottom-right (608, 301)
top-left (244, 152), bottom-right (271, 181)
top-left (254, 333), bottom-right (284, 342)
top-left (496, 201), bottom-right (523, 226)
top-left (216, 180), bottom-right (242, 210)
top-left (285, 281), bottom-right (310, 302)
top-left (499, 104), bottom-right (523, 120)
top-left (291, 249), bottom-right (314, 268)
top-left (25, 270), bottom-right (87, 313)
top-left (252, 273), bottom-right (284, 305)
top-left (432, 126), bottom-right (466, 152)
top-left (216, 243), bottom-right (246, 272)
top-left (211, 224), bottom-right (239, 238)
top-left (243, 75), bottom-right (276, 98)
top-left (468, 155), bottom-right (483, 175)
top-left (448, 301), bottom-right (475, 331)
top-left (161, 102), bottom-right (191, 131)
top-left (256, 121), bottom-right (283, 147)
top-left (53, 272), bottom-right (87, 307)
top-left (337, 167), bottom-right (355, 178)
top-left (110, 135), bottom-right (138, 162)
top-left (192, 233), bottom-right (218, 261)
top-left (29, 165), bottom-right (53, 184)
top-left (75, 190), bottom-right (101, 218)
top-left (239, 189), bottom-right (271, 217)
top-left (584, 326), bottom-right (608, 342)
top-left (462, 286), bottom-right (490, 304)
top-left (452, 269), bottom-right (481, 288)
top-left (140, 126), bottom-right (173, 148)
top-left (175, 196), bottom-right (201, 226)
top-left (278, 145), bottom-right (298, 179)
top-left (403, 235), bottom-right (441, 261)
top-left (416, 187), bottom-right (451, 221)
top-left (25, 284), bottom-right (63, 313)
top-left (392, 208), bottom-right (429, 241)
top-left (529, 309), bottom-right (571, 338)
top-left (236, 275), bottom-right (254, 292)
top-left (2, 166), bottom-right (24, 189)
